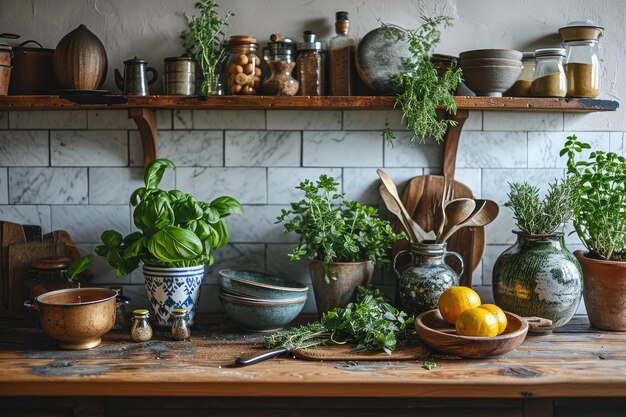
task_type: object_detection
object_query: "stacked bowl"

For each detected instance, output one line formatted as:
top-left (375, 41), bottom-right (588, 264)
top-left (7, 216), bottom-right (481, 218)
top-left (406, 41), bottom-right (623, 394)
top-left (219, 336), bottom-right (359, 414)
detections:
top-left (218, 269), bottom-right (309, 331)
top-left (459, 49), bottom-right (523, 96)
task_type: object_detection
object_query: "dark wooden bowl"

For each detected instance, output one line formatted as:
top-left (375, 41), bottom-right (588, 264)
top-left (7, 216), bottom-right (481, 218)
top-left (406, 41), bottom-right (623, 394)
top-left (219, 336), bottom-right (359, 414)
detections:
top-left (415, 309), bottom-right (529, 358)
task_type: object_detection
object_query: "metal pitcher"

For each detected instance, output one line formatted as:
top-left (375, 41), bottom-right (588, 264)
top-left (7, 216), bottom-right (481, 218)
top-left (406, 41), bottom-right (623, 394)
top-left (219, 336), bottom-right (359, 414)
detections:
top-left (114, 57), bottom-right (158, 95)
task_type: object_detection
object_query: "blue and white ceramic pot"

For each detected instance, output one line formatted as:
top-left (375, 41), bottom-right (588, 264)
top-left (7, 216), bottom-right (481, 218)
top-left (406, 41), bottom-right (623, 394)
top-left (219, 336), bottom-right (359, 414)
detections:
top-left (143, 265), bottom-right (205, 327)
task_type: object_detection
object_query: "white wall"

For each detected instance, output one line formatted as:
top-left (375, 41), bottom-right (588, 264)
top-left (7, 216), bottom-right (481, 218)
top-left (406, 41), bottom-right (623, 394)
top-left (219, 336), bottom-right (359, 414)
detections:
top-left (0, 0), bottom-right (623, 313)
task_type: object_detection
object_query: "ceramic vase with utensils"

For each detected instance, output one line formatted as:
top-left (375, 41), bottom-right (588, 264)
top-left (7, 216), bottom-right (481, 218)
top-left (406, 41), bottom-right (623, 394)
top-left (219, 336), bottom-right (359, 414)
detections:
top-left (394, 241), bottom-right (464, 316)
top-left (492, 232), bottom-right (582, 330)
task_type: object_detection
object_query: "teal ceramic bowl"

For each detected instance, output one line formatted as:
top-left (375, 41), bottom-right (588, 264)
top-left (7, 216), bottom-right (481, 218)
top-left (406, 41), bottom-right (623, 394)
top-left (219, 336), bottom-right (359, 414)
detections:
top-left (219, 292), bottom-right (306, 331)
top-left (219, 269), bottom-right (309, 300)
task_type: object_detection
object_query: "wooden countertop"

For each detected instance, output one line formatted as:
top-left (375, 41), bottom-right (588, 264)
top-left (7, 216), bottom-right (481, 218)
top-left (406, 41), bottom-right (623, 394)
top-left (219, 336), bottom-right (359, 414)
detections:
top-left (1, 316), bottom-right (625, 399)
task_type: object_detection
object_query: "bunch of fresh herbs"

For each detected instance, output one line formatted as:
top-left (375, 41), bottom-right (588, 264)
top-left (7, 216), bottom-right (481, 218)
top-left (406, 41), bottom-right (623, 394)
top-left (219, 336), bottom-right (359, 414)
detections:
top-left (382, 16), bottom-right (462, 143)
top-left (93, 159), bottom-right (243, 277)
top-left (276, 175), bottom-right (404, 275)
top-left (561, 134), bottom-right (626, 261)
top-left (505, 178), bottom-right (577, 235)
top-left (182, 0), bottom-right (233, 96)
top-left (264, 286), bottom-right (414, 355)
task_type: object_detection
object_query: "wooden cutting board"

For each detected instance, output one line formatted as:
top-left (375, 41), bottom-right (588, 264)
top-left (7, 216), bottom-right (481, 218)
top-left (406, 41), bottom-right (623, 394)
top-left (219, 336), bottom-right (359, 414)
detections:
top-left (294, 342), bottom-right (428, 361)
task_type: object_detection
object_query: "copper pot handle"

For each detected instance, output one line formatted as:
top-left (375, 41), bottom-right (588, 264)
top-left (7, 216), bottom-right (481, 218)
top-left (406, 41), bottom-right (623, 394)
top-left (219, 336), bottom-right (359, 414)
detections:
top-left (116, 295), bottom-right (131, 308)
top-left (18, 40), bottom-right (43, 48)
top-left (23, 298), bottom-right (40, 311)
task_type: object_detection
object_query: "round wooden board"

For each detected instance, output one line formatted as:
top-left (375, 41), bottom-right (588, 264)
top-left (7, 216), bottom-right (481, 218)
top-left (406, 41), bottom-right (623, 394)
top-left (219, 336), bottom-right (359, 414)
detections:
top-left (295, 342), bottom-right (428, 361)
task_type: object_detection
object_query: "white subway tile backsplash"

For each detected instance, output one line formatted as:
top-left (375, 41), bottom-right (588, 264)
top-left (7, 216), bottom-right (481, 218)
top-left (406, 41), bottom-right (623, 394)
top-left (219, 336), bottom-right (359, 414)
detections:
top-left (226, 130), bottom-right (301, 167)
top-left (50, 205), bottom-right (130, 243)
top-left (156, 110), bottom-right (172, 130)
top-left (193, 110), bottom-right (265, 129)
top-left (343, 167), bottom-right (422, 206)
top-left (89, 167), bottom-right (175, 204)
top-left (454, 168), bottom-right (482, 198)
top-left (0, 168), bottom-right (7, 204)
top-left (527, 131), bottom-right (609, 168)
top-left (0, 131), bottom-right (49, 166)
top-left (564, 112), bottom-right (619, 132)
top-left (268, 167), bottom-right (342, 204)
top-left (129, 130), bottom-right (224, 167)
top-left (610, 132), bottom-right (624, 154)
top-left (228, 205), bottom-right (296, 243)
top-left (176, 167), bottom-right (266, 204)
top-left (457, 131), bottom-right (527, 168)
top-left (173, 110), bottom-right (193, 129)
top-left (343, 110), bottom-right (406, 130)
top-left (9, 110), bottom-right (86, 129)
top-left (0, 205), bottom-right (50, 231)
top-left (267, 110), bottom-right (341, 130)
top-left (83, 244), bottom-right (131, 284)
top-left (51, 130), bottom-right (128, 167)
top-left (384, 133), bottom-right (443, 168)
top-left (482, 168), bottom-right (565, 203)
top-left (483, 111), bottom-right (563, 131)
top-left (485, 205), bottom-right (516, 244)
top-left (481, 244), bottom-right (509, 286)
top-left (266, 243), bottom-right (310, 285)
top-left (87, 110), bottom-right (136, 129)
top-left (464, 111), bottom-right (483, 131)
top-left (9, 167), bottom-right (88, 204)
top-left (207, 243), bottom-right (266, 284)
top-left (0, 112), bottom-right (8, 129)
top-left (303, 131), bottom-right (382, 167)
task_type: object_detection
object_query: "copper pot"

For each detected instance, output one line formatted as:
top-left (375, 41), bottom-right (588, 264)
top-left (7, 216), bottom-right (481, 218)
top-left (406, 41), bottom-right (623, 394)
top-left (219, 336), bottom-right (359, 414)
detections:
top-left (24, 288), bottom-right (120, 350)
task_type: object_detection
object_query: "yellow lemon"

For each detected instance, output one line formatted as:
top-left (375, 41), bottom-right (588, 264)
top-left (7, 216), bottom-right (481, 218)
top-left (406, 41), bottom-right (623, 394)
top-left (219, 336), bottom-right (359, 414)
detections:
top-left (479, 304), bottom-right (508, 335)
top-left (455, 307), bottom-right (499, 337)
top-left (438, 286), bottom-right (482, 325)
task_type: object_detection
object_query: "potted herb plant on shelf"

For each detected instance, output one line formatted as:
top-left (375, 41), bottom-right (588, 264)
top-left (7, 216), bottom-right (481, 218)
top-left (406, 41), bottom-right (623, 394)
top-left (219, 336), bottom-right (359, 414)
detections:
top-left (492, 178), bottom-right (582, 330)
top-left (562, 135), bottom-right (626, 331)
top-left (276, 175), bottom-right (405, 315)
top-left (182, 0), bottom-right (233, 96)
top-left (94, 159), bottom-right (243, 327)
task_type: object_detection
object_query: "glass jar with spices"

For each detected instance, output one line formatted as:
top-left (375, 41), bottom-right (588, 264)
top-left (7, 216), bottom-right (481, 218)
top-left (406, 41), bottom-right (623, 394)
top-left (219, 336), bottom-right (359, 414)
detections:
top-left (564, 40), bottom-right (600, 97)
top-left (329, 11), bottom-right (355, 96)
top-left (297, 31), bottom-right (325, 96)
top-left (531, 48), bottom-right (567, 97)
top-left (263, 35), bottom-right (299, 96)
top-left (170, 308), bottom-right (191, 340)
top-left (225, 36), bottom-right (261, 95)
top-left (131, 309), bottom-right (152, 342)
top-left (509, 52), bottom-right (535, 97)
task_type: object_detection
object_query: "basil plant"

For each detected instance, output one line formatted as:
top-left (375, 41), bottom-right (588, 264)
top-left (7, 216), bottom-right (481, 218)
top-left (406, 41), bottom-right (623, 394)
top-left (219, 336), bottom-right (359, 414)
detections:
top-left (95, 159), bottom-right (243, 277)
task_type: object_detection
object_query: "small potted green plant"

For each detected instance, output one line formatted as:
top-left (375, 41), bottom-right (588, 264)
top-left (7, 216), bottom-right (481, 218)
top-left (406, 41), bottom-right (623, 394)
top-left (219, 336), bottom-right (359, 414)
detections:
top-left (182, 0), bottom-right (233, 96)
top-left (562, 135), bottom-right (626, 331)
top-left (276, 175), bottom-right (404, 315)
top-left (94, 159), bottom-right (242, 326)
top-left (492, 178), bottom-right (582, 329)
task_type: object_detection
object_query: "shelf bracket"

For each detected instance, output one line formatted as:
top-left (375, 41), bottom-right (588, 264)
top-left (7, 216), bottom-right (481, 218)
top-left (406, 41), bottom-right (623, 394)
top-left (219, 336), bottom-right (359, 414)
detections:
top-left (129, 108), bottom-right (158, 166)
top-left (442, 109), bottom-right (469, 179)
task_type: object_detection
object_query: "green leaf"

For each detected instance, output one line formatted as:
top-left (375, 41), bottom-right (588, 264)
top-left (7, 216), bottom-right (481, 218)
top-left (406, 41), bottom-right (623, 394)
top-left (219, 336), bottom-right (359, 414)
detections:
top-left (147, 225), bottom-right (203, 262)
top-left (212, 219), bottom-right (230, 249)
top-left (66, 256), bottom-right (92, 281)
top-left (144, 158), bottom-right (175, 189)
top-left (101, 230), bottom-right (123, 249)
top-left (210, 196), bottom-right (244, 217)
top-left (123, 237), bottom-right (148, 259)
top-left (422, 361), bottom-right (437, 370)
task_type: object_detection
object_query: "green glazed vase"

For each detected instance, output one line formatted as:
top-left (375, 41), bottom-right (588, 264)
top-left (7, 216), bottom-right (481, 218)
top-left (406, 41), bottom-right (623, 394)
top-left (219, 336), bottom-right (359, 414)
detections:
top-left (395, 242), bottom-right (464, 316)
top-left (492, 231), bottom-right (582, 329)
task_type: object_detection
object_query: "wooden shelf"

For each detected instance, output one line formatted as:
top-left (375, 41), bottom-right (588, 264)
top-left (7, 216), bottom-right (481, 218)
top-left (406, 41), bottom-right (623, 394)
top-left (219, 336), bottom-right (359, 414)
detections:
top-left (0, 95), bottom-right (619, 112)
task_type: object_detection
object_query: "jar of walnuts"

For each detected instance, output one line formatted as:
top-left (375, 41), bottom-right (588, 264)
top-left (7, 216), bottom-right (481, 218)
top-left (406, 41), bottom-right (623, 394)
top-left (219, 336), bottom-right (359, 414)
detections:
top-left (226, 35), bottom-right (261, 95)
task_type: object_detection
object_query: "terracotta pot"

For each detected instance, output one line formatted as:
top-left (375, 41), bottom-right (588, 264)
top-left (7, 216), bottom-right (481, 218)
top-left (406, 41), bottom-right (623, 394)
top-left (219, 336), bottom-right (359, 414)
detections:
top-left (53, 24), bottom-right (107, 90)
top-left (308, 259), bottom-right (374, 315)
top-left (574, 250), bottom-right (626, 331)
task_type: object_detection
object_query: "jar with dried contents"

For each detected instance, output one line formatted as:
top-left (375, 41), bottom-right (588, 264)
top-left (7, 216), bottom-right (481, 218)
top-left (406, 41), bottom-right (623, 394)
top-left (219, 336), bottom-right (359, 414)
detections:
top-left (329, 11), bottom-right (355, 96)
top-left (297, 31), bottom-right (325, 96)
top-left (509, 52), bottom-right (535, 97)
top-left (531, 48), bottom-right (567, 98)
top-left (226, 36), bottom-right (261, 95)
top-left (564, 40), bottom-right (600, 98)
top-left (263, 35), bottom-right (298, 96)
top-left (130, 309), bottom-right (152, 342)
top-left (170, 308), bottom-right (191, 340)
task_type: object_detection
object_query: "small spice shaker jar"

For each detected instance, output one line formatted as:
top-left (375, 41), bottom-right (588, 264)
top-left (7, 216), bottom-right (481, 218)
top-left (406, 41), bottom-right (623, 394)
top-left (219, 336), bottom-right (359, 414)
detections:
top-left (509, 52), bottom-right (535, 97)
top-left (531, 48), bottom-right (567, 97)
top-left (263, 34), bottom-right (299, 96)
top-left (225, 35), bottom-right (260, 95)
top-left (131, 309), bottom-right (153, 342)
top-left (170, 308), bottom-right (191, 341)
top-left (297, 31), bottom-right (325, 96)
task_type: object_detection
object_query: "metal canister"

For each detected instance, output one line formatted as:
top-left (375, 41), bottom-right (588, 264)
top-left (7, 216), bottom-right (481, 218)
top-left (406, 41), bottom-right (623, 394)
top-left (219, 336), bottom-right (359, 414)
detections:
top-left (164, 55), bottom-right (196, 95)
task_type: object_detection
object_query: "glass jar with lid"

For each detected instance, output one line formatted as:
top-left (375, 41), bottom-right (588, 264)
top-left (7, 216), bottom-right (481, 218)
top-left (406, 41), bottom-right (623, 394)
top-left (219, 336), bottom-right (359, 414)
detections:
top-left (297, 31), bottom-right (325, 96)
top-left (564, 40), bottom-right (600, 97)
top-left (225, 35), bottom-right (260, 95)
top-left (531, 48), bottom-right (567, 97)
top-left (263, 35), bottom-right (299, 96)
top-left (131, 309), bottom-right (152, 342)
top-left (170, 308), bottom-right (191, 340)
top-left (509, 52), bottom-right (535, 97)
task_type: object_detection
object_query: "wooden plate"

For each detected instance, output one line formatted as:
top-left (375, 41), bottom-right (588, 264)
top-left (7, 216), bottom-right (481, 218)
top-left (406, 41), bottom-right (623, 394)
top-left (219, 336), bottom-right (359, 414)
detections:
top-left (414, 309), bottom-right (529, 358)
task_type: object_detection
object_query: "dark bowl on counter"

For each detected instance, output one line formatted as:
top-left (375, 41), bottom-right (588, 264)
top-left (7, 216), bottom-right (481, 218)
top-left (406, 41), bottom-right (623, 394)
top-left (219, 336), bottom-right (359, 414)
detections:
top-left (219, 269), bottom-right (309, 300)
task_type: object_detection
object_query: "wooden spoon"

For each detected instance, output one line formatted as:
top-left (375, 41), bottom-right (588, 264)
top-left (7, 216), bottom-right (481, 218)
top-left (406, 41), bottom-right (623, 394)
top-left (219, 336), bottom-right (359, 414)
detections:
top-left (435, 198), bottom-right (476, 244)
top-left (439, 199), bottom-right (499, 243)
top-left (379, 185), bottom-right (416, 242)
